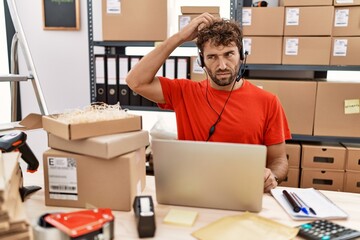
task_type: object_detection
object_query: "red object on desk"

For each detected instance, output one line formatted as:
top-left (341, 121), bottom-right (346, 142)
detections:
top-left (44, 208), bottom-right (114, 238)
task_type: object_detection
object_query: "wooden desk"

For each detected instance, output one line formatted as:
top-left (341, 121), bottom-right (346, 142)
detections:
top-left (24, 174), bottom-right (360, 240)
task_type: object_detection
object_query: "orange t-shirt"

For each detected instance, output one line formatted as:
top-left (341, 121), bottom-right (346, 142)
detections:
top-left (158, 77), bottom-right (291, 146)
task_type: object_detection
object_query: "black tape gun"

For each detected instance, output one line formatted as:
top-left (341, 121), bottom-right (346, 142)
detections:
top-left (133, 196), bottom-right (156, 238)
top-left (0, 130), bottom-right (41, 200)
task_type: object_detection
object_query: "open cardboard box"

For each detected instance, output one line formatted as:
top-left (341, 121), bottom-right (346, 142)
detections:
top-left (42, 114), bottom-right (142, 140)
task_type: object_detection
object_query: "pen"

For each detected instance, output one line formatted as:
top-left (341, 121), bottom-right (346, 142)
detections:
top-left (282, 190), bottom-right (301, 213)
top-left (291, 192), bottom-right (309, 215)
top-left (292, 192), bottom-right (317, 215)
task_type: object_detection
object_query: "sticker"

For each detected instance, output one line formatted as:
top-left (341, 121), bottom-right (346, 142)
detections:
top-left (107, 0), bottom-right (121, 14)
top-left (334, 9), bottom-right (349, 27)
top-left (179, 16), bottom-right (191, 31)
top-left (285, 38), bottom-right (299, 55)
top-left (242, 9), bottom-right (252, 26)
top-left (344, 99), bottom-right (360, 114)
top-left (286, 8), bottom-right (299, 26)
top-left (333, 39), bottom-right (348, 56)
top-left (243, 38), bottom-right (252, 55)
top-left (336, 0), bottom-right (354, 3)
top-left (47, 157), bottom-right (78, 200)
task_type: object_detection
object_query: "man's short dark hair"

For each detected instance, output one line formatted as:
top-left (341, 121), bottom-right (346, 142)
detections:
top-left (196, 19), bottom-right (243, 54)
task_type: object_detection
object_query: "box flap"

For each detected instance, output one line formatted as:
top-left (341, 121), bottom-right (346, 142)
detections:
top-left (19, 113), bottom-right (43, 130)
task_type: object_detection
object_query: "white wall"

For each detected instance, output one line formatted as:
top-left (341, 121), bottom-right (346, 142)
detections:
top-left (0, 1), bottom-right (11, 124)
top-left (15, 0), bottom-right (90, 117)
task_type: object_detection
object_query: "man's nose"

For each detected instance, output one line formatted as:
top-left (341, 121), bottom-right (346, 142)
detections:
top-left (218, 57), bottom-right (227, 70)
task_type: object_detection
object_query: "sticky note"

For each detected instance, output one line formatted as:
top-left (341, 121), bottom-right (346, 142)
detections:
top-left (163, 209), bottom-right (198, 227)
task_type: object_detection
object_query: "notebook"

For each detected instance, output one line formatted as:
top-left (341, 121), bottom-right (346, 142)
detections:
top-left (151, 139), bottom-right (267, 212)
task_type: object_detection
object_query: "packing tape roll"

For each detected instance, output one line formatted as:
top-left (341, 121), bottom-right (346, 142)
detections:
top-left (32, 213), bottom-right (67, 240)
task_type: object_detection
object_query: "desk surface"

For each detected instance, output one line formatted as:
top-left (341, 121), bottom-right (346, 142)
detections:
top-left (23, 171), bottom-right (360, 240)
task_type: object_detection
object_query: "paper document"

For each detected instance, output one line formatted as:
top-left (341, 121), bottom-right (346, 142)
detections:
top-left (271, 188), bottom-right (348, 220)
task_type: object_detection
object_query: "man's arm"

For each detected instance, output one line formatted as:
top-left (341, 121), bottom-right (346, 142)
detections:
top-left (125, 13), bottom-right (216, 104)
top-left (263, 142), bottom-right (289, 193)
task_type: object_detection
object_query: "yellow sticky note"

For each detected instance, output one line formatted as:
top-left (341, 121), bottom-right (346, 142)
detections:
top-left (163, 209), bottom-right (198, 227)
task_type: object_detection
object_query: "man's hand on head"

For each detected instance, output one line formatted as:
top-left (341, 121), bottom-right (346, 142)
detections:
top-left (264, 168), bottom-right (278, 193)
top-left (177, 12), bottom-right (217, 42)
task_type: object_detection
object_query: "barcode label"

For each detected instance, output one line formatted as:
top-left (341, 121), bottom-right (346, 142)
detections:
top-left (47, 156), bottom-right (78, 200)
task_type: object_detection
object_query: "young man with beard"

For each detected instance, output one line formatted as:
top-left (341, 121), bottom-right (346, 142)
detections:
top-left (126, 13), bottom-right (291, 192)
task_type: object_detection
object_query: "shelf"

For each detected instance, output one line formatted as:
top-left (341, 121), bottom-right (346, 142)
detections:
top-left (93, 41), bottom-right (197, 48)
top-left (290, 134), bottom-right (360, 144)
top-left (245, 64), bottom-right (360, 72)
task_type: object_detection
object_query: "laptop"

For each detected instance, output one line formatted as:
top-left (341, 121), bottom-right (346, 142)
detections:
top-left (151, 139), bottom-right (266, 212)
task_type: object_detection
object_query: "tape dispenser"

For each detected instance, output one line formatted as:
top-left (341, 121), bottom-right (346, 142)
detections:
top-left (34, 208), bottom-right (114, 240)
top-left (133, 195), bottom-right (156, 238)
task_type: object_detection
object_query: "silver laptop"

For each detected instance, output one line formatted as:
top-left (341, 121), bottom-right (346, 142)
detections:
top-left (151, 139), bottom-right (266, 212)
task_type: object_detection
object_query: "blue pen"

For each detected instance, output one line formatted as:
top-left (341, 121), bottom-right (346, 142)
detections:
top-left (292, 192), bottom-right (317, 215)
top-left (291, 192), bottom-right (309, 215)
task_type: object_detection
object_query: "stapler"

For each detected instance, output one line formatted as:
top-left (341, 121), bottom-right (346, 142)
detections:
top-left (133, 195), bottom-right (156, 238)
top-left (0, 130), bottom-right (41, 200)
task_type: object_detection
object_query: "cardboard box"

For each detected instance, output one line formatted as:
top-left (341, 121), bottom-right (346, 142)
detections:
top-left (284, 6), bottom-right (334, 36)
top-left (301, 142), bottom-right (346, 170)
top-left (282, 37), bottom-right (331, 65)
top-left (301, 169), bottom-right (344, 191)
top-left (248, 80), bottom-right (317, 135)
top-left (313, 82), bottom-right (360, 137)
top-left (43, 148), bottom-right (146, 211)
top-left (333, 7), bottom-right (360, 36)
top-left (330, 37), bottom-right (360, 66)
top-left (190, 56), bottom-right (206, 82)
top-left (279, 167), bottom-right (300, 187)
top-left (343, 143), bottom-right (360, 171)
top-left (102, 0), bottom-right (167, 41)
top-left (281, 0), bottom-right (333, 6)
top-left (344, 171), bottom-right (360, 193)
top-left (42, 114), bottom-right (142, 140)
top-left (48, 130), bottom-right (149, 159)
top-left (0, 113), bottom-right (42, 134)
top-left (286, 142), bottom-right (301, 167)
top-left (334, 0), bottom-right (360, 6)
top-left (179, 6), bottom-right (220, 31)
top-left (180, 6), bottom-right (219, 14)
top-left (242, 7), bottom-right (284, 36)
top-left (243, 37), bottom-right (283, 64)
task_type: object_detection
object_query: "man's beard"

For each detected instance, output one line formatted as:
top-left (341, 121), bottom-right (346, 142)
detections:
top-left (207, 64), bottom-right (240, 87)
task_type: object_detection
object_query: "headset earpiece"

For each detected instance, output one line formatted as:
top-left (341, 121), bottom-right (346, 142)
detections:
top-left (197, 51), bottom-right (205, 68)
top-left (240, 47), bottom-right (244, 61)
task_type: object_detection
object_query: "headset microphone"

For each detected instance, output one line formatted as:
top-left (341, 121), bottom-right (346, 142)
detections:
top-left (235, 51), bottom-right (248, 82)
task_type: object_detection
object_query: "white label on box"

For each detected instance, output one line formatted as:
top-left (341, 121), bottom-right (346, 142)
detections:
top-left (285, 38), bottom-right (299, 55)
top-left (286, 8), bottom-right (300, 26)
top-left (334, 9), bottom-right (349, 27)
top-left (242, 9), bottom-right (252, 26)
top-left (333, 39), bottom-right (348, 56)
top-left (107, 0), bottom-right (121, 14)
top-left (336, 0), bottom-right (354, 3)
top-left (243, 38), bottom-right (252, 55)
top-left (179, 16), bottom-right (191, 31)
top-left (193, 58), bottom-right (205, 74)
top-left (344, 99), bottom-right (360, 114)
top-left (47, 157), bottom-right (78, 200)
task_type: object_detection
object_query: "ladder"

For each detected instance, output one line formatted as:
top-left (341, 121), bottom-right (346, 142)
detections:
top-left (0, 0), bottom-right (48, 121)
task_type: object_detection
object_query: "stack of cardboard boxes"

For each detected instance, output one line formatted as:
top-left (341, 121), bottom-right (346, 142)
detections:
top-left (343, 143), bottom-right (360, 193)
top-left (41, 113), bottom-right (149, 211)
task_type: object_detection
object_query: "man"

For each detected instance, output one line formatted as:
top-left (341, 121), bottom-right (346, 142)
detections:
top-left (126, 13), bottom-right (291, 193)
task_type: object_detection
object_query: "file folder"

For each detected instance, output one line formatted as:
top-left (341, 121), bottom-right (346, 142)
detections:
top-left (106, 55), bottom-right (118, 105)
top-left (118, 56), bottom-right (130, 106)
top-left (95, 55), bottom-right (106, 103)
top-left (129, 56), bottom-right (142, 106)
top-left (177, 57), bottom-right (190, 79)
top-left (164, 57), bottom-right (176, 79)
